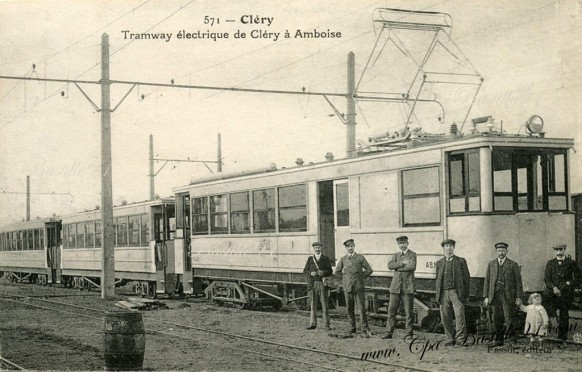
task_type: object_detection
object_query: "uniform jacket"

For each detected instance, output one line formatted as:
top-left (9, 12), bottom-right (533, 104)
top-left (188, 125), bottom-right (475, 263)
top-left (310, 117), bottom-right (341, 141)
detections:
top-left (335, 252), bottom-right (373, 293)
top-left (483, 257), bottom-right (523, 302)
top-left (435, 255), bottom-right (470, 304)
top-left (544, 257), bottom-right (581, 303)
top-left (303, 254), bottom-right (333, 285)
top-left (388, 249), bottom-right (417, 294)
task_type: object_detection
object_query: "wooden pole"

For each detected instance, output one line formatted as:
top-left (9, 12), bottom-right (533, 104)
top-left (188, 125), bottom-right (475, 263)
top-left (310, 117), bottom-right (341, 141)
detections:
top-left (101, 33), bottom-right (115, 300)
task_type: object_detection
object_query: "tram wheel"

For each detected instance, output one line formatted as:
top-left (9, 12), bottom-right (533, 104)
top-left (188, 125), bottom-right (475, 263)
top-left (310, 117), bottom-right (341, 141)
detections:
top-left (234, 302), bottom-right (247, 310)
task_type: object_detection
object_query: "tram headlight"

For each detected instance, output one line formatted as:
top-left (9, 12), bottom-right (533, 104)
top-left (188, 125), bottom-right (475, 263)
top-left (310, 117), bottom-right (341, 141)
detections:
top-left (525, 115), bottom-right (544, 134)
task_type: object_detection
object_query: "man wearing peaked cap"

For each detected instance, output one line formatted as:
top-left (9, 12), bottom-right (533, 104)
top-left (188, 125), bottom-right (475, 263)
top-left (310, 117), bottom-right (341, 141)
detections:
top-left (483, 241), bottom-right (523, 346)
top-left (335, 239), bottom-right (373, 336)
top-left (435, 238), bottom-right (470, 347)
top-left (544, 243), bottom-right (581, 348)
top-left (384, 235), bottom-right (417, 339)
top-left (303, 241), bottom-right (333, 331)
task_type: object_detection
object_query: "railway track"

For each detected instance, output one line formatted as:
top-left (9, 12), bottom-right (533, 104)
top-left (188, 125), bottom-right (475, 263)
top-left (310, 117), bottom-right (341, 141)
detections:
top-left (0, 356), bottom-right (26, 371)
top-left (0, 292), bottom-right (432, 371)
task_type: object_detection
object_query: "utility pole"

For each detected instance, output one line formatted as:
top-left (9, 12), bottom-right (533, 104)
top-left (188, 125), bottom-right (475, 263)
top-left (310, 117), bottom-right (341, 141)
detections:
top-left (346, 52), bottom-right (356, 158)
top-left (100, 33), bottom-right (115, 300)
top-left (26, 175), bottom-right (30, 221)
top-left (149, 134), bottom-right (155, 200)
top-left (217, 133), bottom-right (222, 172)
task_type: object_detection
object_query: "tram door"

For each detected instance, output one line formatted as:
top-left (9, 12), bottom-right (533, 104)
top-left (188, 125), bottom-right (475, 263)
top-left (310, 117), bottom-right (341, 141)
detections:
top-left (46, 222), bottom-right (62, 284)
top-left (318, 179), bottom-right (350, 264)
top-left (154, 204), bottom-right (176, 294)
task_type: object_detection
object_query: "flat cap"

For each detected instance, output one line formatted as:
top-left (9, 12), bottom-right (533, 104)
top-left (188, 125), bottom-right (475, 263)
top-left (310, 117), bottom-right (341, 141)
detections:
top-left (343, 239), bottom-right (355, 246)
top-left (441, 239), bottom-right (456, 247)
top-left (495, 242), bottom-right (509, 249)
top-left (552, 243), bottom-right (567, 250)
top-left (396, 235), bottom-right (408, 242)
top-left (312, 241), bottom-right (323, 247)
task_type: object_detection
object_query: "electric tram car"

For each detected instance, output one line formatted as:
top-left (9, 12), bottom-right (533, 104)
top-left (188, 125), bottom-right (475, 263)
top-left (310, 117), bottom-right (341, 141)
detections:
top-left (0, 198), bottom-right (181, 298)
top-left (0, 218), bottom-right (61, 285)
top-left (172, 117), bottom-right (576, 328)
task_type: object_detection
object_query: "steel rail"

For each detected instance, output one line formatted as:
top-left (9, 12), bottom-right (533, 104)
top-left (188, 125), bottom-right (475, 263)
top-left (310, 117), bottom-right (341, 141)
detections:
top-left (151, 318), bottom-right (433, 372)
top-left (0, 293), bottom-right (344, 372)
top-left (0, 356), bottom-right (26, 371)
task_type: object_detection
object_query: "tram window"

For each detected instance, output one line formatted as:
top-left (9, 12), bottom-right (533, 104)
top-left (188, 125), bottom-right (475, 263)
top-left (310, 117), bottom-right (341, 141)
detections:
top-left (140, 214), bottom-right (148, 244)
top-left (23, 230), bottom-right (29, 250)
top-left (210, 195), bottom-right (228, 234)
top-left (116, 216), bottom-right (128, 246)
top-left (230, 192), bottom-right (250, 234)
top-left (492, 149), bottom-right (568, 212)
top-left (279, 184), bottom-right (307, 232)
top-left (402, 167), bottom-right (440, 226)
top-left (95, 220), bottom-right (102, 247)
top-left (12, 231), bottom-right (17, 251)
top-left (85, 221), bottom-right (95, 248)
top-left (76, 222), bottom-right (85, 248)
top-left (0, 233), bottom-right (4, 251)
top-left (39, 229), bottom-right (44, 250)
top-left (128, 215), bottom-right (140, 246)
top-left (28, 230), bottom-right (34, 250)
top-left (253, 188), bottom-right (276, 232)
top-left (448, 151), bottom-right (480, 213)
top-left (192, 197), bottom-right (209, 235)
top-left (17, 231), bottom-right (23, 250)
top-left (336, 183), bottom-right (349, 227)
top-left (68, 224), bottom-right (76, 248)
top-left (33, 229), bottom-right (39, 250)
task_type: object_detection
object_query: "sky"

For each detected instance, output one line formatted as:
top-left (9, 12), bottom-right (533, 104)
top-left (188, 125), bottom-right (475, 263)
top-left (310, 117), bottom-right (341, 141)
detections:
top-left (0, 0), bottom-right (581, 225)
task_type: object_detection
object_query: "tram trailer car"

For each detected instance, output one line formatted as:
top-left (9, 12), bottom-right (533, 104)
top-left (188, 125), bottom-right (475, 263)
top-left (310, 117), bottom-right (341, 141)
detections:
top-left (172, 120), bottom-right (576, 329)
top-left (0, 218), bottom-right (62, 285)
top-left (59, 198), bottom-right (182, 297)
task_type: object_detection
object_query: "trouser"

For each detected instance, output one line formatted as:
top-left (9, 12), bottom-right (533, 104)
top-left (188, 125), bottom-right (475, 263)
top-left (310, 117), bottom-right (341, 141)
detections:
top-left (439, 289), bottom-right (467, 342)
top-left (386, 292), bottom-right (414, 336)
top-left (551, 296), bottom-right (571, 341)
top-left (309, 281), bottom-right (330, 327)
top-left (345, 290), bottom-right (368, 330)
top-left (491, 294), bottom-right (516, 342)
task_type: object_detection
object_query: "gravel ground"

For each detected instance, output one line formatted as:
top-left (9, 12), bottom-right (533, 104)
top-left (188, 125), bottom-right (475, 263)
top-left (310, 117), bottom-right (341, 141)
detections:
top-left (1, 280), bottom-right (581, 371)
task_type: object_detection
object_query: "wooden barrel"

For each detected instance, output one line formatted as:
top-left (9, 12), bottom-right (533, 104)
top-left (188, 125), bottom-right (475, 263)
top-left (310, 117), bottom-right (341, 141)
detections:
top-left (103, 311), bottom-right (146, 371)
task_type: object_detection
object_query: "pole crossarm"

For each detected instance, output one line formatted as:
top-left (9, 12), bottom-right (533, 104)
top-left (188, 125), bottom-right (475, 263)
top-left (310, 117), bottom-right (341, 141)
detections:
top-left (74, 82), bottom-right (100, 112)
top-left (153, 158), bottom-right (218, 177)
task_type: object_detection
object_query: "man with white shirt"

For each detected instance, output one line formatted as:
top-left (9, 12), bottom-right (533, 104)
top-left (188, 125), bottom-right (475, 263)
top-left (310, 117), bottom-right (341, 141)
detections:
top-left (544, 243), bottom-right (581, 348)
top-left (303, 241), bottom-right (333, 331)
top-left (483, 242), bottom-right (523, 346)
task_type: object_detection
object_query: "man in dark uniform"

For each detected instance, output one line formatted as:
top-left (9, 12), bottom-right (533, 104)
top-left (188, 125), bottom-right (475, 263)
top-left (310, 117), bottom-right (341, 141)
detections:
top-left (384, 235), bottom-right (417, 339)
top-left (483, 242), bottom-right (523, 346)
top-left (435, 238), bottom-right (471, 346)
top-left (335, 239), bottom-right (373, 336)
top-left (303, 241), bottom-right (333, 330)
top-left (544, 243), bottom-right (581, 348)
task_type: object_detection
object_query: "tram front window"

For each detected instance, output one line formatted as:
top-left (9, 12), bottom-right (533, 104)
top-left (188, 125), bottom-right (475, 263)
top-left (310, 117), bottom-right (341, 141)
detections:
top-left (492, 148), bottom-right (568, 212)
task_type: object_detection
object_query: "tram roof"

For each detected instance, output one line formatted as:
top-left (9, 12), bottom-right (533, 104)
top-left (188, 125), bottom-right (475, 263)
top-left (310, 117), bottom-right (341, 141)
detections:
top-left (174, 133), bottom-right (574, 193)
top-left (0, 217), bottom-right (60, 233)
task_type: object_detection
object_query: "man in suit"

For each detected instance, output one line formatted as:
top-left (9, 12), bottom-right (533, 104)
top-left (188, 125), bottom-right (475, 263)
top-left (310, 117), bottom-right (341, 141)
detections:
top-left (303, 241), bottom-right (333, 331)
top-left (544, 243), bottom-right (581, 348)
top-left (334, 239), bottom-right (373, 336)
top-left (384, 235), bottom-right (417, 339)
top-left (483, 242), bottom-right (523, 346)
top-left (435, 238), bottom-right (471, 347)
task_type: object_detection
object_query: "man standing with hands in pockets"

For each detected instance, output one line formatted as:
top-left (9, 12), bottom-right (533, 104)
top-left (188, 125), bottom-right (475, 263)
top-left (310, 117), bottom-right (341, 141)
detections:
top-left (435, 238), bottom-right (470, 347)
